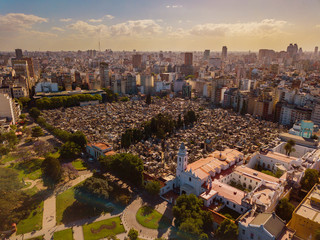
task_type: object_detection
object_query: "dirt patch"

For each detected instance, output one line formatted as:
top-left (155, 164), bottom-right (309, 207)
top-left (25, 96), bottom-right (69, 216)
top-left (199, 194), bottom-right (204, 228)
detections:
top-left (90, 221), bottom-right (116, 234)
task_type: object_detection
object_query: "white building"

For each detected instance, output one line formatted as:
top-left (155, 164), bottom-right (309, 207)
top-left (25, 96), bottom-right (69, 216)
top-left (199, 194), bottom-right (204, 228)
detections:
top-left (238, 212), bottom-right (294, 240)
top-left (35, 82), bottom-right (58, 93)
top-left (0, 93), bottom-right (21, 124)
top-left (86, 142), bottom-right (114, 159)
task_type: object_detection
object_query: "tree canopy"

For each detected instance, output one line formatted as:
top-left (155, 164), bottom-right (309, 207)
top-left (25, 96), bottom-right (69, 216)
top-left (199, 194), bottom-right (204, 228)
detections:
top-left (215, 218), bottom-right (238, 240)
top-left (36, 94), bottom-right (102, 110)
top-left (99, 153), bottom-right (144, 186)
top-left (31, 126), bottom-right (44, 138)
top-left (275, 198), bottom-right (295, 222)
top-left (301, 169), bottom-right (319, 191)
top-left (145, 180), bottom-right (161, 196)
top-left (60, 141), bottom-right (81, 160)
top-left (29, 107), bottom-right (41, 119)
top-left (173, 194), bottom-right (213, 239)
top-left (41, 156), bottom-right (62, 184)
top-left (128, 228), bottom-right (139, 240)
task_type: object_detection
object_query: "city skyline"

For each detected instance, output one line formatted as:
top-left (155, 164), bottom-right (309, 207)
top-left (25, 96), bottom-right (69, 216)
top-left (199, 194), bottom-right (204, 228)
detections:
top-left (1, 0), bottom-right (320, 51)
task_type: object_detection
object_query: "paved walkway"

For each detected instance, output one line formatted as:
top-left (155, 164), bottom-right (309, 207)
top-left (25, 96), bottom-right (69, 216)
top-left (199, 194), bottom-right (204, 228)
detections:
top-left (10, 173), bottom-right (93, 240)
top-left (10, 173), bottom-right (175, 240)
top-left (121, 197), bottom-right (173, 240)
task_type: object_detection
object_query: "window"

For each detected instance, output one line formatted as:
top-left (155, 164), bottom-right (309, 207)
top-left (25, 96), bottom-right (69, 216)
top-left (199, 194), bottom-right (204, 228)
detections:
top-left (242, 229), bottom-right (245, 235)
top-left (244, 177), bottom-right (246, 180)
top-left (241, 208), bottom-right (243, 212)
top-left (189, 177), bottom-right (191, 182)
top-left (250, 233), bottom-right (254, 239)
top-left (233, 204), bottom-right (236, 208)
top-left (250, 180), bottom-right (252, 183)
top-left (227, 201), bottom-right (229, 205)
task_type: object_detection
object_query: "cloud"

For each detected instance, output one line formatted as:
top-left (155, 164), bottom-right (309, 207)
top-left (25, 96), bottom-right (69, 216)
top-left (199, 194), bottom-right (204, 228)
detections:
top-left (316, 24), bottom-right (320, 28)
top-left (52, 27), bottom-right (65, 32)
top-left (60, 18), bottom-right (72, 22)
top-left (68, 21), bottom-right (107, 35)
top-left (189, 19), bottom-right (287, 37)
top-left (166, 5), bottom-right (183, 8)
top-left (88, 19), bottom-right (103, 23)
top-left (109, 19), bottom-right (162, 37)
top-left (104, 14), bottom-right (114, 20)
top-left (0, 13), bottom-right (47, 31)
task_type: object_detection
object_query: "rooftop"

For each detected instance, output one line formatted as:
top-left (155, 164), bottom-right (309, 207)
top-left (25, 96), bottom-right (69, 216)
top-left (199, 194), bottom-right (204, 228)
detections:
top-left (234, 165), bottom-right (280, 184)
top-left (293, 184), bottom-right (320, 224)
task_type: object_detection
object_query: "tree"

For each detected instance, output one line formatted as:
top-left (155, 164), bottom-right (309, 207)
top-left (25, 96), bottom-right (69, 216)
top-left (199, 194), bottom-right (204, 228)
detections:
top-left (0, 168), bottom-right (26, 231)
top-left (99, 153), bottom-right (144, 186)
top-left (275, 198), bottom-right (295, 222)
top-left (69, 131), bottom-right (87, 149)
top-left (301, 169), bottom-right (319, 191)
top-left (173, 194), bottom-right (213, 238)
top-left (284, 139), bottom-right (296, 156)
top-left (32, 126), bottom-right (44, 138)
top-left (146, 94), bottom-right (152, 105)
top-left (215, 218), bottom-right (238, 240)
top-left (29, 107), bottom-right (41, 119)
top-left (145, 180), bottom-right (161, 196)
top-left (128, 228), bottom-right (138, 240)
top-left (60, 141), bottom-right (81, 160)
top-left (33, 140), bottom-right (54, 157)
top-left (18, 97), bottom-right (31, 108)
top-left (41, 156), bottom-right (62, 183)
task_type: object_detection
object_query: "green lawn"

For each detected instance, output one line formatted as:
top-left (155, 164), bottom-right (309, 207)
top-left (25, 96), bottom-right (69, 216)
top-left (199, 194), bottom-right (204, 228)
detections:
top-left (16, 201), bottom-right (44, 234)
top-left (82, 217), bottom-right (125, 240)
top-left (56, 187), bottom-right (77, 224)
top-left (47, 151), bottom-right (60, 159)
top-left (71, 159), bottom-right (87, 171)
top-left (53, 228), bottom-right (73, 240)
top-left (26, 235), bottom-right (44, 240)
top-left (24, 186), bottom-right (39, 196)
top-left (136, 206), bottom-right (171, 229)
top-left (1, 154), bottom-right (17, 164)
top-left (9, 158), bottom-right (43, 180)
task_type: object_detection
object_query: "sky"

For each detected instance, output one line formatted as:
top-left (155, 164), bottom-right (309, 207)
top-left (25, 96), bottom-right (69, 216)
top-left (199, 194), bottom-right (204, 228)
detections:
top-left (0, 0), bottom-right (320, 52)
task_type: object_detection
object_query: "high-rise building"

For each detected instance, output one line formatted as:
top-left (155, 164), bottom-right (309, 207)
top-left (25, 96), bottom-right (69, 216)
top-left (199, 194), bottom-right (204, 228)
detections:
top-left (15, 49), bottom-right (23, 59)
top-left (287, 43), bottom-right (298, 57)
top-left (99, 62), bottom-right (109, 88)
top-left (315, 46), bottom-right (318, 56)
top-left (222, 46), bottom-right (227, 59)
top-left (203, 50), bottom-right (210, 60)
top-left (0, 93), bottom-right (21, 124)
top-left (184, 52), bottom-right (193, 66)
top-left (132, 54), bottom-right (142, 68)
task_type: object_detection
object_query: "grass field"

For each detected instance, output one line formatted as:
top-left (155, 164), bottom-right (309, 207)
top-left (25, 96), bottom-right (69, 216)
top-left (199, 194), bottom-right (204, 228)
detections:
top-left (82, 217), bottom-right (125, 240)
top-left (1, 154), bottom-right (17, 164)
top-left (56, 187), bottom-right (77, 224)
top-left (26, 235), bottom-right (44, 240)
top-left (47, 151), bottom-right (60, 159)
top-left (136, 206), bottom-right (171, 229)
top-left (53, 228), bottom-right (73, 240)
top-left (16, 201), bottom-right (44, 234)
top-left (71, 159), bottom-right (87, 171)
top-left (9, 158), bottom-right (43, 180)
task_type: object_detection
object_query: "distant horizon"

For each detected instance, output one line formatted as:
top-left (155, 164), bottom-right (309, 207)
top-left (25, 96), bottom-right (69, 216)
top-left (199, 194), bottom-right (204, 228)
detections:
top-left (1, 0), bottom-right (320, 51)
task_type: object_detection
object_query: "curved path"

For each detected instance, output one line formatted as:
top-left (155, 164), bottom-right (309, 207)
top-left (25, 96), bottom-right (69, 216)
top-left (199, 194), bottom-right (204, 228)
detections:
top-left (121, 197), bottom-right (172, 240)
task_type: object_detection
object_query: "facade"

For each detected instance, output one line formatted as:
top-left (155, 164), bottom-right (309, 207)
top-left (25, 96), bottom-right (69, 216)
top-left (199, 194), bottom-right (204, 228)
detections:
top-left (222, 46), bottom-right (227, 59)
top-left (0, 93), bottom-right (21, 124)
top-left (184, 52), bottom-right (193, 66)
top-left (132, 54), bottom-right (142, 68)
top-left (289, 184), bottom-right (320, 240)
top-left (239, 212), bottom-right (294, 240)
top-left (86, 142), bottom-right (114, 159)
top-left (35, 82), bottom-right (58, 93)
